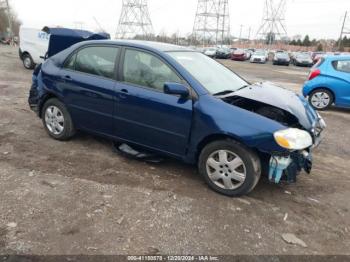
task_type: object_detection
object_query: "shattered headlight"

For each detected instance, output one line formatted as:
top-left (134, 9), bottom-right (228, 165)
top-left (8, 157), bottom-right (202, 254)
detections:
top-left (274, 128), bottom-right (313, 150)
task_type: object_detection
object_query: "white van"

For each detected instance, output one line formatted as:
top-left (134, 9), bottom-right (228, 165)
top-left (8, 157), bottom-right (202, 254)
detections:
top-left (19, 27), bottom-right (49, 69)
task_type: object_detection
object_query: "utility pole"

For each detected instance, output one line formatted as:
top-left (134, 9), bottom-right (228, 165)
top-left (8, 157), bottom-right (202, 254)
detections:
top-left (248, 26), bottom-right (251, 40)
top-left (338, 11), bottom-right (348, 50)
top-left (239, 24), bottom-right (244, 41)
top-left (116, 0), bottom-right (154, 39)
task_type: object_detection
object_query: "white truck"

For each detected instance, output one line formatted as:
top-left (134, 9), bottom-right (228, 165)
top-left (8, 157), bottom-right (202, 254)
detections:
top-left (19, 27), bottom-right (49, 69)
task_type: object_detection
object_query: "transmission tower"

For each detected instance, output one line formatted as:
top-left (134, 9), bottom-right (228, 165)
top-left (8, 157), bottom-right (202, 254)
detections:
top-left (192, 0), bottom-right (230, 45)
top-left (0, 0), bottom-right (13, 38)
top-left (115, 0), bottom-right (154, 39)
top-left (256, 0), bottom-right (287, 44)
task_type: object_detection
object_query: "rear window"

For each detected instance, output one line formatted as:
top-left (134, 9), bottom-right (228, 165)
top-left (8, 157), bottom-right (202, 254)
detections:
top-left (332, 60), bottom-right (350, 73)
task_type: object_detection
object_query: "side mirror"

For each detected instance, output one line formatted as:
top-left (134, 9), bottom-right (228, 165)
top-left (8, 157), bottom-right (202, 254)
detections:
top-left (164, 82), bottom-right (189, 98)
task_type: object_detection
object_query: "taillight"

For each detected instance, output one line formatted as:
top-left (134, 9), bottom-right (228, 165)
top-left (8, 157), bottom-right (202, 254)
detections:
top-left (308, 69), bottom-right (320, 80)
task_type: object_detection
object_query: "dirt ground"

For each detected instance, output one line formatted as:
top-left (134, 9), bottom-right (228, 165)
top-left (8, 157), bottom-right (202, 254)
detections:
top-left (0, 45), bottom-right (349, 256)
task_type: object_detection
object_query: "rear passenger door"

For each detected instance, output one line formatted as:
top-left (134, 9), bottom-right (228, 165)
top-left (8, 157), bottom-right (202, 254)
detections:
top-left (58, 45), bottom-right (120, 137)
top-left (332, 59), bottom-right (350, 106)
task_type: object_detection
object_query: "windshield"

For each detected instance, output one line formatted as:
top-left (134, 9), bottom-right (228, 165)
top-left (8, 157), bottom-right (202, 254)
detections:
top-left (168, 51), bottom-right (248, 94)
top-left (254, 51), bottom-right (265, 56)
top-left (276, 53), bottom-right (289, 58)
top-left (297, 53), bottom-right (311, 59)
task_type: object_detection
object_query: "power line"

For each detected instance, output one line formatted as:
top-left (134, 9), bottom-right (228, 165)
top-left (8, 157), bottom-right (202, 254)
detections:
top-left (115, 0), bottom-right (154, 39)
top-left (192, 0), bottom-right (230, 45)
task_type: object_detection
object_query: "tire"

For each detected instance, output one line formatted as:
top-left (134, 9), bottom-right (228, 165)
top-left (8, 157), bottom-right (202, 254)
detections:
top-left (308, 89), bottom-right (334, 111)
top-left (198, 139), bottom-right (261, 197)
top-left (41, 98), bottom-right (76, 141)
top-left (22, 53), bottom-right (35, 69)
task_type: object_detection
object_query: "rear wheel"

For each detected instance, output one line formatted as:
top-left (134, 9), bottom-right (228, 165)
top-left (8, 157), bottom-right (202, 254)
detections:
top-left (22, 53), bottom-right (35, 69)
top-left (198, 140), bottom-right (261, 197)
top-left (41, 98), bottom-right (76, 140)
top-left (309, 89), bottom-right (334, 111)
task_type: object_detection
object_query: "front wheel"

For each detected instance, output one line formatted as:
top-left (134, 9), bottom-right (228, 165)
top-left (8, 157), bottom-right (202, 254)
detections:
top-left (22, 53), bottom-right (35, 69)
top-left (198, 140), bottom-right (261, 197)
top-left (41, 98), bottom-right (76, 140)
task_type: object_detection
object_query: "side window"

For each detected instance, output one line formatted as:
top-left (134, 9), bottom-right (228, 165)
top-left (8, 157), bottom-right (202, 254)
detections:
top-left (332, 60), bottom-right (350, 73)
top-left (64, 53), bottom-right (76, 70)
top-left (122, 49), bottom-right (182, 91)
top-left (74, 46), bottom-right (119, 79)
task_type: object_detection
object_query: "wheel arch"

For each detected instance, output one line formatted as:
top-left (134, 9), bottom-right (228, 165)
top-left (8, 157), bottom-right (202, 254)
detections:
top-left (196, 133), bottom-right (258, 163)
top-left (21, 51), bottom-right (31, 60)
top-left (38, 93), bottom-right (63, 118)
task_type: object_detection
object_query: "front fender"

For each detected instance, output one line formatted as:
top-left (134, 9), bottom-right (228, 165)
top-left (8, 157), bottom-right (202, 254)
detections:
top-left (186, 95), bottom-right (288, 163)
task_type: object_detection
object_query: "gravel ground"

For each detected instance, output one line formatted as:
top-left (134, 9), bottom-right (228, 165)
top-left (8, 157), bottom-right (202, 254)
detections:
top-left (0, 46), bottom-right (349, 256)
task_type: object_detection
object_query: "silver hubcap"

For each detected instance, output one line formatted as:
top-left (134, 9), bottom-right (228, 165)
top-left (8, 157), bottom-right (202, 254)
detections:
top-left (45, 106), bottom-right (65, 135)
top-left (24, 57), bottom-right (31, 68)
top-left (206, 150), bottom-right (246, 190)
top-left (311, 92), bottom-right (330, 109)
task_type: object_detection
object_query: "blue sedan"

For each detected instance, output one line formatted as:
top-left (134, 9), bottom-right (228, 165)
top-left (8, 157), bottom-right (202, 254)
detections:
top-left (28, 40), bottom-right (325, 196)
top-left (303, 55), bottom-right (350, 110)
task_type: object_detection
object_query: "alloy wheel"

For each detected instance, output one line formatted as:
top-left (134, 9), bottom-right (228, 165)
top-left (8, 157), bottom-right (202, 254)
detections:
top-left (206, 150), bottom-right (246, 190)
top-left (45, 106), bottom-right (65, 135)
top-left (311, 92), bottom-right (331, 109)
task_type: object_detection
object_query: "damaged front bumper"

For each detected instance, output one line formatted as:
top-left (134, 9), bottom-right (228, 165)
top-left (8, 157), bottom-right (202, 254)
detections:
top-left (269, 150), bottom-right (313, 183)
top-left (269, 114), bottom-right (325, 184)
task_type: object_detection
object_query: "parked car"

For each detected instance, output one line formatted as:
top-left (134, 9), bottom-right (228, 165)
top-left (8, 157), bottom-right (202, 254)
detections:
top-left (273, 52), bottom-right (290, 66)
top-left (19, 27), bottom-right (50, 69)
top-left (293, 53), bottom-right (313, 67)
top-left (204, 47), bottom-right (217, 58)
top-left (244, 49), bottom-right (253, 60)
top-left (312, 52), bottom-right (325, 64)
top-left (303, 55), bottom-right (350, 110)
top-left (231, 49), bottom-right (246, 61)
top-left (215, 47), bottom-right (231, 59)
top-left (250, 50), bottom-right (267, 64)
top-left (28, 40), bottom-right (325, 196)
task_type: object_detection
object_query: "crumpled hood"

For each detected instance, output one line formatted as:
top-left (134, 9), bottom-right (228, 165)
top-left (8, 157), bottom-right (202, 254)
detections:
top-left (233, 82), bottom-right (319, 130)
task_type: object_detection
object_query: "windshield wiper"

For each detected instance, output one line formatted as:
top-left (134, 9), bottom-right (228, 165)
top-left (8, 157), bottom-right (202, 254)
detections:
top-left (236, 85), bottom-right (250, 91)
top-left (213, 90), bottom-right (236, 96)
top-left (213, 85), bottom-right (250, 97)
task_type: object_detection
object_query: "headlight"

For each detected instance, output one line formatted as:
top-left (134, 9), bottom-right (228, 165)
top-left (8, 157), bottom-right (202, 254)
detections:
top-left (274, 128), bottom-right (313, 150)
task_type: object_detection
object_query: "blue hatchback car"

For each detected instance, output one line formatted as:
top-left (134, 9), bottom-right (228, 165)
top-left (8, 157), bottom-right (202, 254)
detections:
top-left (303, 56), bottom-right (350, 110)
top-left (28, 40), bottom-right (326, 196)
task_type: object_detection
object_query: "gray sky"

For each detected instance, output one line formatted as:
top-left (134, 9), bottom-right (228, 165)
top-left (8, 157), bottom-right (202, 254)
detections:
top-left (11, 0), bottom-right (349, 39)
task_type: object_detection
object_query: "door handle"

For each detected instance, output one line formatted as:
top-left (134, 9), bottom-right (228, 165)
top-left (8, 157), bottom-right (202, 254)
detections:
top-left (63, 75), bottom-right (72, 81)
top-left (119, 89), bottom-right (129, 99)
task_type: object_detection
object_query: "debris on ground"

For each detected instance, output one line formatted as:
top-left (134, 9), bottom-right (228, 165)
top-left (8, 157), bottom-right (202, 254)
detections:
top-left (282, 233), bottom-right (307, 248)
top-left (6, 222), bottom-right (17, 228)
top-left (117, 216), bottom-right (125, 225)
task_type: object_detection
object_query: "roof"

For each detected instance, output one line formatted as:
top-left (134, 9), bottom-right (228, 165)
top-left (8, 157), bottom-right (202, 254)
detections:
top-left (324, 55), bottom-right (350, 61)
top-left (71, 39), bottom-right (194, 53)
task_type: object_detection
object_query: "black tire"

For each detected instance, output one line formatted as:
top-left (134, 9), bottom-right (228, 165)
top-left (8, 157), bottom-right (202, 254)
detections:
top-left (41, 98), bottom-right (76, 141)
top-left (22, 53), bottom-right (35, 69)
top-left (198, 139), bottom-right (261, 197)
top-left (308, 89), bottom-right (334, 111)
